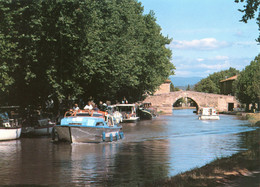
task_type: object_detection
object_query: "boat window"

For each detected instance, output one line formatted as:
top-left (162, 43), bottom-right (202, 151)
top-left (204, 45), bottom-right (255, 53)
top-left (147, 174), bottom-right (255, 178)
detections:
top-left (93, 113), bottom-right (103, 117)
top-left (76, 113), bottom-right (91, 116)
top-left (96, 122), bottom-right (104, 126)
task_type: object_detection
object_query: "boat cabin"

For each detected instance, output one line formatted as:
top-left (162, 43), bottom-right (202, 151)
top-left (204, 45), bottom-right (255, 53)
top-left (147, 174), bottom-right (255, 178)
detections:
top-left (198, 107), bottom-right (220, 120)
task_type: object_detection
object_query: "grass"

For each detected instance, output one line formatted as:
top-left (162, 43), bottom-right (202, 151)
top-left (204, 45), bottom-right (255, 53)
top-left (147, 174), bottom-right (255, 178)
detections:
top-left (246, 113), bottom-right (260, 125)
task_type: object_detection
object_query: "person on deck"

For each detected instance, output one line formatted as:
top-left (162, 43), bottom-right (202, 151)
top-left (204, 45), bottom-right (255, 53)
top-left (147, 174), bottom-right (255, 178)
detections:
top-left (84, 101), bottom-right (93, 110)
top-left (73, 104), bottom-right (79, 111)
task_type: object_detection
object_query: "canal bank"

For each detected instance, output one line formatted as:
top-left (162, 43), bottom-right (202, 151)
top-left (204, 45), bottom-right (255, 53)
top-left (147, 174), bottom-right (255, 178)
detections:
top-left (221, 112), bottom-right (260, 125)
top-left (145, 116), bottom-right (260, 187)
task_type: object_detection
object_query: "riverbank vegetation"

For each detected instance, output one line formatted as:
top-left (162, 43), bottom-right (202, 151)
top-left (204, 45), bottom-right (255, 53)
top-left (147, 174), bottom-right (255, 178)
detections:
top-left (194, 67), bottom-right (239, 94)
top-left (234, 55), bottom-right (260, 111)
top-left (243, 113), bottom-right (260, 125)
top-left (0, 0), bottom-right (175, 112)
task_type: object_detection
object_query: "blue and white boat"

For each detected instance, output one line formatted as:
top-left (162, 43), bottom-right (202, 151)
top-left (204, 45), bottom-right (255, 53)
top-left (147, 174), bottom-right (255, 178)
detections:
top-left (54, 110), bottom-right (124, 143)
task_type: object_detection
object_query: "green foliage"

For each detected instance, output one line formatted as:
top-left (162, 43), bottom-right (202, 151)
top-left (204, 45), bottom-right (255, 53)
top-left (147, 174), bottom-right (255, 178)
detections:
top-left (186, 84), bottom-right (191, 91)
top-left (235, 54), bottom-right (260, 105)
top-left (235, 0), bottom-right (260, 43)
top-left (0, 0), bottom-right (175, 110)
top-left (170, 83), bottom-right (180, 92)
top-left (194, 68), bottom-right (239, 94)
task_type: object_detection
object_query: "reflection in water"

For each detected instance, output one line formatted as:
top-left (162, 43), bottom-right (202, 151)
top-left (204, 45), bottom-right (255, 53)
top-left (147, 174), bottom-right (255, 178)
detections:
top-left (0, 140), bottom-right (21, 184)
top-left (0, 109), bottom-right (258, 186)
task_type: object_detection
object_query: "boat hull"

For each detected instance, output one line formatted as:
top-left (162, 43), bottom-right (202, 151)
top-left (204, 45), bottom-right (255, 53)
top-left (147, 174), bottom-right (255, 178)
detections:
top-left (122, 117), bottom-right (139, 123)
top-left (34, 126), bottom-right (54, 135)
top-left (199, 115), bottom-right (220, 120)
top-left (55, 125), bottom-right (122, 143)
top-left (0, 127), bottom-right (21, 141)
top-left (138, 109), bottom-right (153, 120)
top-left (22, 125), bottom-right (55, 136)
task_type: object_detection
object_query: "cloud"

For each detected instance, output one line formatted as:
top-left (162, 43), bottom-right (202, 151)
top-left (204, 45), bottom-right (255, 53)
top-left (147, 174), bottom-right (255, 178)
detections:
top-left (196, 58), bottom-right (204, 62)
top-left (214, 55), bottom-right (229, 60)
top-left (234, 41), bottom-right (258, 46)
top-left (198, 61), bottom-right (231, 70)
top-left (171, 55), bottom-right (255, 78)
top-left (170, 38), bottom-right (230, 50)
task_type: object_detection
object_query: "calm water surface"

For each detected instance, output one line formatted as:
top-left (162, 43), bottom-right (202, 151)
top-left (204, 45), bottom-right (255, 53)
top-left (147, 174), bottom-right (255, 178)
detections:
top-left (0, 109), bottom-right (258, 186)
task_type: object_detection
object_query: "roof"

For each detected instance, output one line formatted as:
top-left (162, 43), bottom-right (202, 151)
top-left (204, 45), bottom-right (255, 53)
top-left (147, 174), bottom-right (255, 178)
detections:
top-left (164, 79), bottom-right (171, 83)
top-left (220, 75), bottom-right (238, 82)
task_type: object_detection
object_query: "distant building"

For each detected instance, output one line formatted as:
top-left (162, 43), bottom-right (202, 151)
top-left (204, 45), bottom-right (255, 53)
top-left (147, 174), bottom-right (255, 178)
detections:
top-left (220, 75), bottom-right (237, 95)
top-left (154, 79), bottom-right (171, 95)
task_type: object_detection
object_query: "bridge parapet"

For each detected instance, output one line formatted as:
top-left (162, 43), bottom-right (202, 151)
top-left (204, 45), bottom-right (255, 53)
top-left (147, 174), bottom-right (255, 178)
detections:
top-left (143, 91), bottom-right (240, 114)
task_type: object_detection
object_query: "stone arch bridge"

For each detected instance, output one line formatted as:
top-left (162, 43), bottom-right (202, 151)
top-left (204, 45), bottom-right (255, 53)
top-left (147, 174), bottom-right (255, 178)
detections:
top-left (142, 91), bottom-right (239, 114)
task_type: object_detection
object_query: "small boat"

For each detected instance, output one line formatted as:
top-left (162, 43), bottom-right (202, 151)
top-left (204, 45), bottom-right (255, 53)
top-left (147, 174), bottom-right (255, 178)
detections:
top-left (198, 107), bottom-right (220, 120)
top-left (22, 117), bottom-right (55, 136)
top-left (54, 110), bottom-right (124, 143)
top-left (0, 106), bottom-right (22, 141)
top-left (137, 102), bottom-right (157, 120)
top-left (32, 119), bottom-right (55, 135)
top-left (115, 104), bottom-right (139, 123)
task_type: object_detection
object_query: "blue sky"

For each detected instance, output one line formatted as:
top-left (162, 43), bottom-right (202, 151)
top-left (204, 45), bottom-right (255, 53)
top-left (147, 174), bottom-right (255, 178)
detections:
top-left (139, 0), bottom-right (260, 78)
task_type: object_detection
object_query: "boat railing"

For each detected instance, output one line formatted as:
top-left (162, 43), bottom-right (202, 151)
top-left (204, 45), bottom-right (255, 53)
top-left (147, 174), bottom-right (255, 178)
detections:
top-left (64, 109), bottom-right (108, 118)
top-left (0, 118), bottom-right (21, 128)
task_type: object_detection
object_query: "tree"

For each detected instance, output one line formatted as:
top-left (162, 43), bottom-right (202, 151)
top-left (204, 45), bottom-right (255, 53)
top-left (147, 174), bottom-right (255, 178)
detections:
top-left (235, 54), bottom-right (260, 111)
top-left (170, 83), bottom-right (180, 92)
top-left (194, 68), bottom-right (239, 94)
top-left (0, 0), bottom-right (175, 111)
top-left (186, 84), bottom-right (191, 91)
top-left (194, 79), bottom-right (219, 93)
top-left (0, 2), bottom-right (18, 104)
top-left (235, 0), bottom-right (260, 43)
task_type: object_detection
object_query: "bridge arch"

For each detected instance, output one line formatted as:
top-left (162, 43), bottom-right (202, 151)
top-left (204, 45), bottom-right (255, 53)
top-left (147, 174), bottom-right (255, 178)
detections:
top-left (142, 91), bottom-right (239, 114)
top-left (172, 96), bottom-right (200, 110)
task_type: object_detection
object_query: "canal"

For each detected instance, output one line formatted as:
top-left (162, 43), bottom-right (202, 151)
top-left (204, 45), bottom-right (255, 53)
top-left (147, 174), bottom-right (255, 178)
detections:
top-left (0, 109), bottom-right (258, 186)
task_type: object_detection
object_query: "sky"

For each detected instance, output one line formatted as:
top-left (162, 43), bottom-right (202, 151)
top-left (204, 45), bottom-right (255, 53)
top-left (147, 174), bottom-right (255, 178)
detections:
top-left (139, 0), bottom-right (260, 78)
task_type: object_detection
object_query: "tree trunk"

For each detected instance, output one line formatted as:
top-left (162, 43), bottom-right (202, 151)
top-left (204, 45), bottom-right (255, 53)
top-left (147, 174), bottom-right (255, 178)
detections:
top-left (246, 103), bottom-right (250, 112)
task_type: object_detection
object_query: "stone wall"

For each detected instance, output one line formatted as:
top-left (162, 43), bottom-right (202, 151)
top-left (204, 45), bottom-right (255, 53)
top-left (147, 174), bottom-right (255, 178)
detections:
top-left (143, 91), bottom-right (240, 114)
top-left (154, 81), bottom-right (170, 95)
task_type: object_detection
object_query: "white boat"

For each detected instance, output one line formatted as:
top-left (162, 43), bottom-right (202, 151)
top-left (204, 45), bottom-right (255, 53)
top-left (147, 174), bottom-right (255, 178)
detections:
top-left (0, 106), bottom-right (22, 141)
top-left (115, 104), bottom-right (139, 123)
top-left (0, 127), bottom-right (21, 141)
top-left (107, 105), bottom-right (123, 124)
top-left (198, 107), bottom-right (220, 120)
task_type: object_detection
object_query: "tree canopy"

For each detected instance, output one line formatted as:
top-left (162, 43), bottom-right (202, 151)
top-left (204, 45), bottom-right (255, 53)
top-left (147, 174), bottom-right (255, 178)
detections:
top-left (0, 0), bottom-right (175, 111)
top-left (235, 0), bottom-right (260, 43)
top-left (194, 68), bottom-right (239, 94)
top-left (235, 54), bottom-right (260, 109)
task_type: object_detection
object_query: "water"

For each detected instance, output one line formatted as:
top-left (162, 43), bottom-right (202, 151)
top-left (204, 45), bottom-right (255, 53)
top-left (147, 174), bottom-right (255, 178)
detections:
top-left (0, 109), bottom-right (258, 186)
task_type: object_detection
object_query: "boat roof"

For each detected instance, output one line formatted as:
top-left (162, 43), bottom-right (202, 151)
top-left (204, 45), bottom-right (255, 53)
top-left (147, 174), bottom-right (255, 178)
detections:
top-left (61, 116), bottom-right (106, 126)
top-left (201, 107), bottom-right (217, 110)
top-left (116, 104), bottom-right (136, 107)
top-left (0, 106), bottom-right (20, 109)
